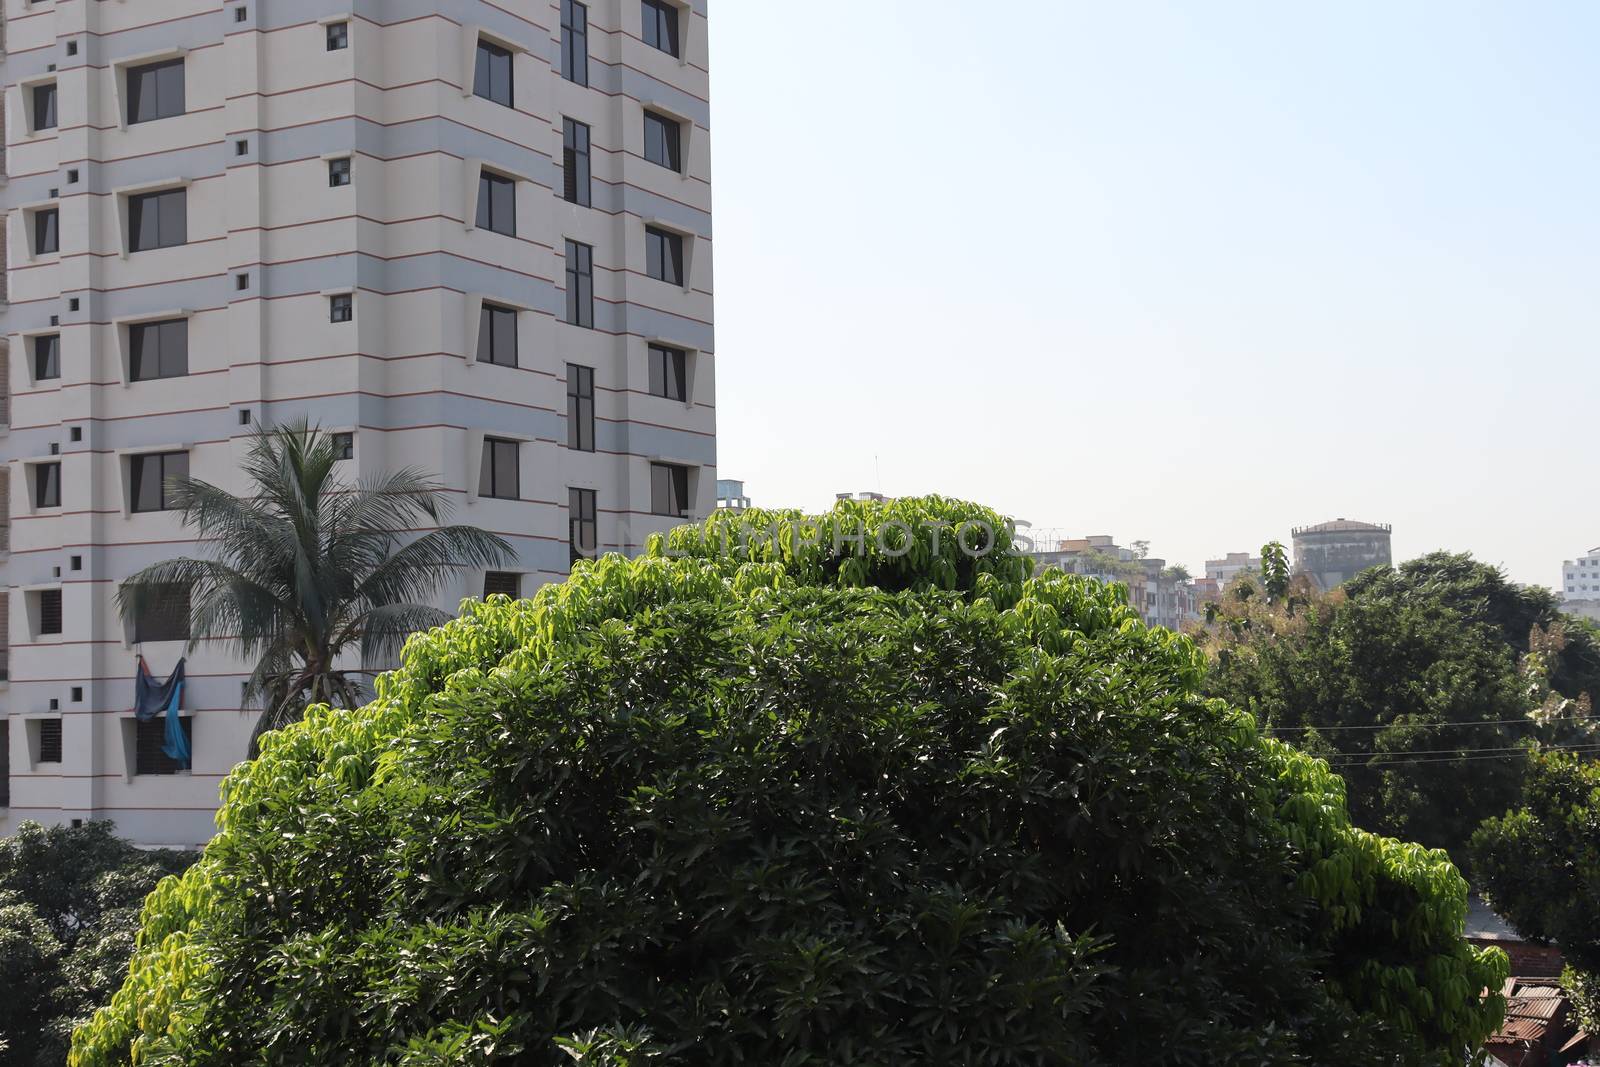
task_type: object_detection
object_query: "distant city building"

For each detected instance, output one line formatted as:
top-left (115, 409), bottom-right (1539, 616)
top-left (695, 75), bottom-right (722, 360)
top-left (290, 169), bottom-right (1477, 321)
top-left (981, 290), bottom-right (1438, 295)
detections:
top-left (836, 491), bottom-right (889, 504)
top-left (1291, 519), bottom-right (1393, 590)
top-left (1561, 547), bottom-right (1600, 622)
top-left (717, 480), bottom-right (753, 512)
top-left (1206, 552), bottom-right (1262, 590)
top-left (1029, 536), bottom-right (1199, 630)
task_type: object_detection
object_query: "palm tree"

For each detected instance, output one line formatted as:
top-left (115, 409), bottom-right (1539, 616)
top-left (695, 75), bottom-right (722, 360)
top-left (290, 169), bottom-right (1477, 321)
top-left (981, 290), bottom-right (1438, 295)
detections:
top-left (118, 421), bottom-right (515, 753)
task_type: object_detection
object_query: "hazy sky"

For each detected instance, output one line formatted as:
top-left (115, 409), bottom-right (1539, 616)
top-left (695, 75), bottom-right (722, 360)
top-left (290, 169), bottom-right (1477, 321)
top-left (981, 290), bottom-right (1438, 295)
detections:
top-left (707, 2), bottom-right (1599, 587)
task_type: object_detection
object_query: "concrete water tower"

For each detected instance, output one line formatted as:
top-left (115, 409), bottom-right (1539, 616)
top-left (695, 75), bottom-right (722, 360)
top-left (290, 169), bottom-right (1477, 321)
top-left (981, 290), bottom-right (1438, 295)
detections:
top-left (1291, 518), bottom-right (1393, 590)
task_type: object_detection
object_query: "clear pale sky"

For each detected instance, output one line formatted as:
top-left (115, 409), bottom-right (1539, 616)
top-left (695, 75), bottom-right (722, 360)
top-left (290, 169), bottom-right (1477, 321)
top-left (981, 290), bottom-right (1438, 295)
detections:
top-left (707, 2), bottom-right (1600, 588)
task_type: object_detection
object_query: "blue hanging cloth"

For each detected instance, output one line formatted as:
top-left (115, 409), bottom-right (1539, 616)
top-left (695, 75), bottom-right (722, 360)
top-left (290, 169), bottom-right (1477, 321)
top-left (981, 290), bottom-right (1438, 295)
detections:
top-left (134, 656), bottom-right (190, 770)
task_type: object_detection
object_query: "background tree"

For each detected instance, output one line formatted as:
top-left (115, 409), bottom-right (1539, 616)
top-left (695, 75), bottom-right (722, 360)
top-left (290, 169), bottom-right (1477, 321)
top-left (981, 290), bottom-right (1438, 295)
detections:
top-left (117, 421), bottom-right (514, 751)
top-left (1196, 552), bottom-right (1600, 861)
top-left (76, 498), bottom-right (1505, 1067)
top-left (0, 822), bottom-right (193, 1065)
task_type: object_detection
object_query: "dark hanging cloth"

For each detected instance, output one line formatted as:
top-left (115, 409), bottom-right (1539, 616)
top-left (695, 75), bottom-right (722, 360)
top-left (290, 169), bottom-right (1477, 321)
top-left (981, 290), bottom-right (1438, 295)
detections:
top-left (134, 656), bottom-right (190, 769)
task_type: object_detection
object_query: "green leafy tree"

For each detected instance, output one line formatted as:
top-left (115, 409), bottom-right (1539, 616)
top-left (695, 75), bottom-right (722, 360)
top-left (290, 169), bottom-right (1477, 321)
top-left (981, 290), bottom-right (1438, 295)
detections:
top-left (1199, 552), bottom-right (1600, 860)
top-left (75, 499), bottom-right (1505, 1066)
top-left (117, 421), bottom-right (514, 750)
top-left (0, 822), bottom-right (194, 1065)
top-left (1261, 540), bottom-right (1292, 602)
top-left (1472, 752), bottom-right (1600, 974)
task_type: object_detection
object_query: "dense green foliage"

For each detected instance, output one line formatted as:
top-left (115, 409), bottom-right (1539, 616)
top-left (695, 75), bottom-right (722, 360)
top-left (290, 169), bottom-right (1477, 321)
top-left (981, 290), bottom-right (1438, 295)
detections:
top-left (1198, 552), bottom-right (1600, 860)
top-left (1472, 752), bottom-right (1600, 977)
top-left (76, 500), bottom-right (1505, 1065)
top-left (0, 823), bottom-right (193, 1065)
top-left (118, 421), bottom-right (514, 752)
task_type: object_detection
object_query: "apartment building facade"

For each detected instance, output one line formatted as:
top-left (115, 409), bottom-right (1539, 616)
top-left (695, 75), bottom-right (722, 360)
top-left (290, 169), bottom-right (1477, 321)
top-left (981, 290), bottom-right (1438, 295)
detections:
top-left (1561, 547), bottom-right (1600, 624)
top-left (0, 0), bottom-right (716, 846)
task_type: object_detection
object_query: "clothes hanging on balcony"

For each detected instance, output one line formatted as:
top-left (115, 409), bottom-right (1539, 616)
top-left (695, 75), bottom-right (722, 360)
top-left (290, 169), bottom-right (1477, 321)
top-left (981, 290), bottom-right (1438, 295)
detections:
top-left (134, 655), bottom-right (190, 770)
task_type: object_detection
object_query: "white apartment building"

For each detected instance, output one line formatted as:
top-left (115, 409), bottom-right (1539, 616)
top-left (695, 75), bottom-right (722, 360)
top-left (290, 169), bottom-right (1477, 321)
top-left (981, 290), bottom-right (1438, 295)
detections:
top-left (0, 0), bottom-right (716, 846)
top-left (1205, 551), bottom-right (1260, 590)
top-left (1562, 548), bottom-right (1600, 624)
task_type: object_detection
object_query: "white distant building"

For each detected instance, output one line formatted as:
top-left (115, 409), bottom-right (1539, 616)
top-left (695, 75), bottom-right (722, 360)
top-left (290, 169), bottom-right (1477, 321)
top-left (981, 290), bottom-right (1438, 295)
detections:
top-left (1205, 552), bottom-right (1261, 589)
top-left (1561, 548), bottom-right (1600, 623)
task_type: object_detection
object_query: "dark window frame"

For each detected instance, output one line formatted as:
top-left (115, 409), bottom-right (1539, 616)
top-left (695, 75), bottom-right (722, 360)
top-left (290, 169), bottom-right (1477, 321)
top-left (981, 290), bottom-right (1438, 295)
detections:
top-left (643, 110), bottom-right (682, 172)
top-left (562, 117), bottom-right (592, 207)
top-left (332, 432), bottom-right (355, 460)
top-left (130, 451), bottom-right (189, 513)
top-left (483, 571), bottom-right (521, 599)
top-left (128, 188), bottom-right (188, 252)
top-left (126, 58), bottom-right (186, 125)
top-left (32, 82), bottom-right (58, 131)
top-left (473, 38), bottom-right (515, 107)
top-left (330, 293), bottom-right (354, 323)
top-left (328, 157), bottom-right (352, 187)
top-left (476, 169), bottom-right (517, 236)
top-left (650, 462), bottom-right (690, 518)
top-left (569, 487), bottom-right (597, 565)
top-left (132, 582), bottom-right (192, 643)
top-left (134, 716), bottom-right (192, 776)
top-left (649, 344), bottom-right (688, 401)
top-left (565, 240), bottom-right (594, 328)
top-left (566, 363), bottom-right (595, 452)
top-left (129, 318), bottom-right (189, 382)
top-left (38, 720), bottom-right (64, 764)
top-left (38, 589), bottom-right (64, 636)
top-left (33, 334), bottom-right (61, 381)
top-left (34, 208), bottom-right (60, 255)
top-left (645, 226), bottom-right (685, 285)
top-left (35, 462), bottom-right (62, 509)
top-left (561, 0), bottom-right (589, 86)
top-left (641, 0), bottom-right (681, 57)
top-left (479, 437), bottom-right (521, 500)
top-left (478, 303), bottom-right (519, 367)
top-left (327, 21), bottom-right (349, 50)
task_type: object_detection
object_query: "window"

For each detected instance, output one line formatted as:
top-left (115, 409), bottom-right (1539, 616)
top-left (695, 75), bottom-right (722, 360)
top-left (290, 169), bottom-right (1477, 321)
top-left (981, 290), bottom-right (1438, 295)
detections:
top-left (328, 157), bottom-right (352, 187)
top-left (129, 319), bottom-right (189, 381)
top-left (132, 583), bottom-right (191, 643)
top-left (649, 344), bottom-right (687, 401)
top-left (35, 463), bottom-right (62, 509)
top-left (563, 118), bottom-right (592, 207)
top-left (567, 364), bottom-right (595, 451)
top-left (34, 208), bottom-right (60, 255)
top-left (332, 432), bottom-right (354, 460)
top-left (326, 21), bottom-right (349, 50)
top-left (479, 437), bottom-right (520, 499)
top-left (645, 227), bottom-right (684, 285)
top-left (38, 720), bottom-right (63, 765)
top-left (135, 717), bottom-right (192, 776)
top-left (330, 294), bottom-right (354, 323)
top-left (483, 572), bottom-right (521, 599)
top-left (651, 463), bottom-right (690, 517)
top-left (131, 452), bottom-right (189, 513)
top-left (561, 0), bottom-right (589, 85)
top-left (641, 0), bottom-right (680, 57)
top-left (38, 589), bottom-right (64, 635)
top-left (32, 83), bottom-right (58, 131)
top-left (126, 58), bottom-right (185, 124)
top-left (478, 303), bottom-right (518, 367)
top-left (569, 488), bottom-right (597, 565)
top-left (34, 335), bottom-right (61, 381)
top-left (128, 188), bottom-right (187, 251)
top-left (644, 111), bottom-right (682, 171)
top-left (477, 170), bottom-right (516, 236)
top-left (474, 38), bottom-right (514, 107)
top-left (565, 240), bottom-right (594, 328)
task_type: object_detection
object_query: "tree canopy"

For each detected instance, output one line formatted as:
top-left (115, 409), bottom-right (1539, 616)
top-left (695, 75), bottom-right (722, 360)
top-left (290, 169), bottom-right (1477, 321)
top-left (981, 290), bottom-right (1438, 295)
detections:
top-left (0, 822), bottom-right (193, 1065)
top-left (74, 499), bottom-right (1505, 1066)
top-left (1196, 552), bottom-right (1600, 860)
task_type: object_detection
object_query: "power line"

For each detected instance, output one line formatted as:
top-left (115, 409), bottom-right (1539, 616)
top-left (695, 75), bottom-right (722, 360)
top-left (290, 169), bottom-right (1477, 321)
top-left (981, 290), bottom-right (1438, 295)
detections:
top-left (1324, 744), bottom-right (1600, 768)
top-left (1265, 714), bottom-right (1595, 734)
